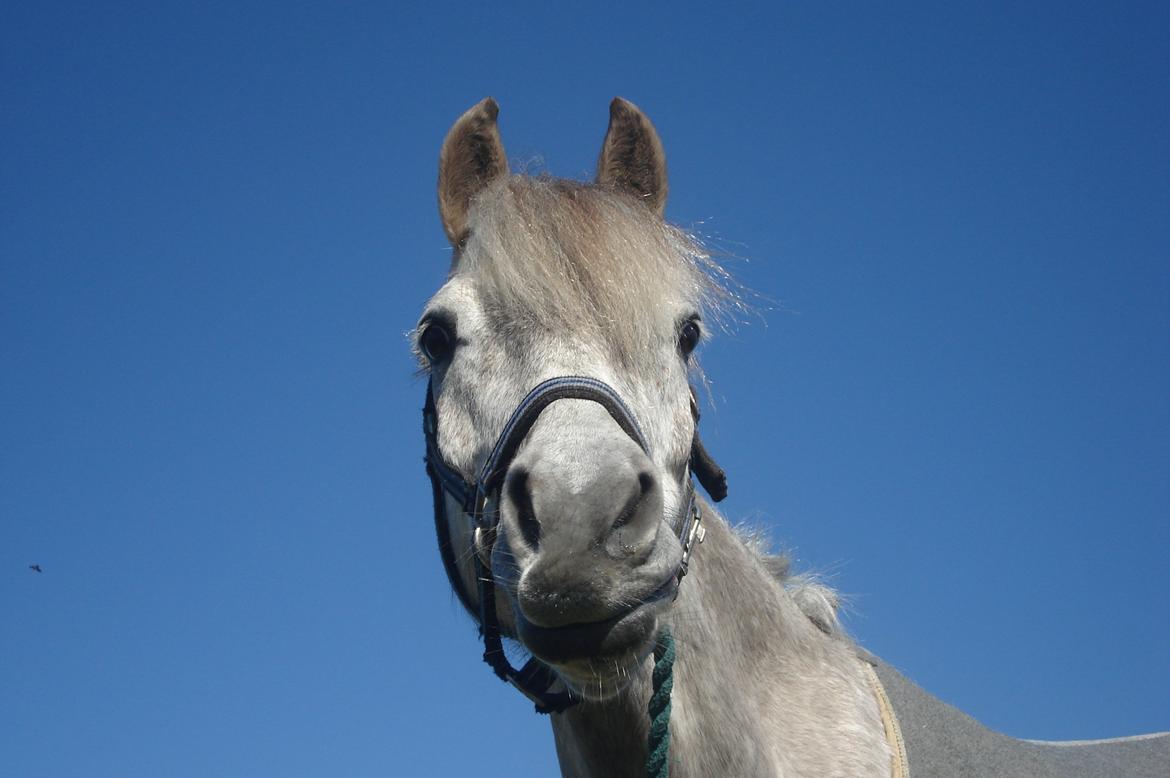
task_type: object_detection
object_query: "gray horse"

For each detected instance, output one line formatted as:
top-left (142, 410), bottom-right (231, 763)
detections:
top-left (416, 97), bottom-right (1169, 777)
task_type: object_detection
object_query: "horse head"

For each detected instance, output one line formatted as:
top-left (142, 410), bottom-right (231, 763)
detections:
top-left (418, 97), bottom-right (722, 702)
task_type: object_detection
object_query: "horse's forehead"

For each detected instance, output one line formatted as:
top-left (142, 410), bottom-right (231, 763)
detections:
top-left (421, 276), bottom-right (606, 378)
top-left (426, 268), bottom-right (682, 343)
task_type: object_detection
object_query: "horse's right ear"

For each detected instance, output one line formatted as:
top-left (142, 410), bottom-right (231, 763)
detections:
top-left (438, 97), bottom-right (508, 248)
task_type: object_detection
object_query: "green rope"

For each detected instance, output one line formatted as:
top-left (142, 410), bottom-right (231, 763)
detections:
top-left (645, 628), bottom-right (675, 778)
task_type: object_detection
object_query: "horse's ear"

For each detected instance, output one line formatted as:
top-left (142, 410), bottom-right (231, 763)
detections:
top-left (438, 97), bottom-right (508, 247)
top-left (596, 97), bottom-right (668, 216)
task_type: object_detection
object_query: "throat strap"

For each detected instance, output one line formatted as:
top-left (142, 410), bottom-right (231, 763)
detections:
top-left (690, 435), bottom-right (727, 502)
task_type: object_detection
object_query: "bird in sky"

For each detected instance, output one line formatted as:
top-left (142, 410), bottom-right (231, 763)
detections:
top-left (29, 564), bottom-right (42, 573)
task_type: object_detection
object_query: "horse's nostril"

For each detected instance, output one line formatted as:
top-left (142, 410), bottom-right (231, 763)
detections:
top-left (611, 471), bottom-right (659, 535)
top-left (507, 468), bottom-right (541, 549)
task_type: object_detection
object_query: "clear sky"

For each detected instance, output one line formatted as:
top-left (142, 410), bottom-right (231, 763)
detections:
top-left (3, 2), bottom-right (1167, 775)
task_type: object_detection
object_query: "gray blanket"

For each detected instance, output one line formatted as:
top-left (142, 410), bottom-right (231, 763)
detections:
top-left (869, 659), bottom-right (1169, 777)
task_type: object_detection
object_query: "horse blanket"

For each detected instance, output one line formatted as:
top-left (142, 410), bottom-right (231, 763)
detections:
top-left (864, 655), bottom-right (1169, 777)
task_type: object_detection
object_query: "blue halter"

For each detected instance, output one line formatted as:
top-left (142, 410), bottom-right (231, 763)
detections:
top-left (423, 375), bottom-right (726, 713)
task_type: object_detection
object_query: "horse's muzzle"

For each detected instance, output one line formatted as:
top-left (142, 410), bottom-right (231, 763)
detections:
top-left (514, 574), bottom-right (677, 666)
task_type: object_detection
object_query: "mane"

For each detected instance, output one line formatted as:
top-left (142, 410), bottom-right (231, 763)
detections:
top-left (739, 526), bottom-right (844, 636)
top-left (458, 176), bottom-right (733, 369)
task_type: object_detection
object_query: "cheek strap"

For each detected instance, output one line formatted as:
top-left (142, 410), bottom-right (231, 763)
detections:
top-left (688, 390), bottom-right (728, 502)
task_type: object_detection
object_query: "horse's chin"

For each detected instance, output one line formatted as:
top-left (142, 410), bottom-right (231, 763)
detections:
top-left (513, 588), bottom-right (673, 702)
top-left (554, 650), bottom-right (652, 701)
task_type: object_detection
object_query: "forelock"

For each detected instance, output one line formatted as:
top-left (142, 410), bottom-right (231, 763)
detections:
top-left (455, 177), bottom-right (726, 366)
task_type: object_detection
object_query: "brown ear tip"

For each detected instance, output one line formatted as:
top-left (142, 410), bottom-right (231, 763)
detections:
top-left (480, 97), bottom-right (500, 121)
top-left (610, 96), bottom-right (634, 117)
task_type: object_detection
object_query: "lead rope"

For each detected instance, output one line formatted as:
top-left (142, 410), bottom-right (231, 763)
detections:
top-left (645, 629), bottom-right (676, 778)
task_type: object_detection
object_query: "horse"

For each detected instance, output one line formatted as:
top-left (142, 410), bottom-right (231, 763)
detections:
top-left (415, 97), bottom-right (1169, 777)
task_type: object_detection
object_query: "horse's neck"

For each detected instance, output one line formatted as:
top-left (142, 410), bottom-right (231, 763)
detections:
top-left (549, 509), bottom-right (892, 777)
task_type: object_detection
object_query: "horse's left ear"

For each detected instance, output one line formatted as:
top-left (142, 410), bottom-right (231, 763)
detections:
top-left (596, 97), bottom-right (668, 216)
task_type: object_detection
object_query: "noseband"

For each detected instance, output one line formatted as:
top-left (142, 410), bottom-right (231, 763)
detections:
top-left (423, 375), bottom-right (727, 713)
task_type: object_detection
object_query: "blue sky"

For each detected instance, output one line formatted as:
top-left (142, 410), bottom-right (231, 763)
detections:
top-left (2, 2), bottom-right (1167, 775)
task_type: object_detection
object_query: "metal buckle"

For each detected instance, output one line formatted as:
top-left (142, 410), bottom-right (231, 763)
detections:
top-left (471, 484), bottom-right (499, 529)
top-left (678, 500), bottom-right (705, 580)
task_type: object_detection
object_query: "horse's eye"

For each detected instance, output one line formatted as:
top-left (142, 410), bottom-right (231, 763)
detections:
top-left (678, 319), bottom-right (702, 358)
top-left (419, 322), bottom-right (454, 364)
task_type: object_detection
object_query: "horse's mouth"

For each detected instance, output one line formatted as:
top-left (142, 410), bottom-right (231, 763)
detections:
top-left (513, 575), bottom-right (676, 688)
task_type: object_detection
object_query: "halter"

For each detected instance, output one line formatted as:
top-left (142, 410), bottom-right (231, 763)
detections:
top-left (424, 375), bottom-right (727, 714)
